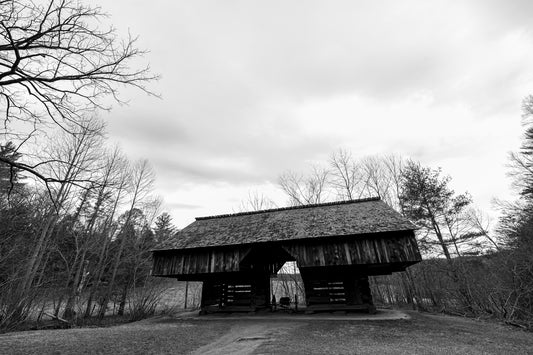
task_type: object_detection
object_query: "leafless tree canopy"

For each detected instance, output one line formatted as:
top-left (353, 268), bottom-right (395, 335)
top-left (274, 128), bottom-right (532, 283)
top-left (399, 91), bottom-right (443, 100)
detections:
top-left (0, 0), bottom-right (156, 186)
top-left (279, 150), bottom-right (405, 211)
top-left (278, 150), bottom-right (497, 257)
top-left (329, 148), bottom-right (362, 200)
top-left (279, 165), bottom-right (329, 206)
top-left (237, 190), bottom-right (277, 212)
top-left (0, 0), bottom-right (156, 133)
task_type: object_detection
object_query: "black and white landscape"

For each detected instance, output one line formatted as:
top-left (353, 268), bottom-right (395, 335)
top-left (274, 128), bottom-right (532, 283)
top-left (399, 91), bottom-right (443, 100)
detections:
top-left (1, 1), bottom-right (532, 353)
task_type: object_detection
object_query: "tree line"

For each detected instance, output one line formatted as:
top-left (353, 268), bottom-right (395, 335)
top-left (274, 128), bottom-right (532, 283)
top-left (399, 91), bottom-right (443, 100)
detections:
top-left (0, 0), bottom-right (174, 331)
top-left (0, 120), bottom-right (178, 330)
top-left (276, 150), bottom-right (496, 257)
top-left (267, 95), bottom-right (532, 328)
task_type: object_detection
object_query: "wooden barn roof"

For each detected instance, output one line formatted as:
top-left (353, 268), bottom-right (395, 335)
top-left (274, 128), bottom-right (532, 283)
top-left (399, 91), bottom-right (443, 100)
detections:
top-left (156, 197), bottom-right (416, 251)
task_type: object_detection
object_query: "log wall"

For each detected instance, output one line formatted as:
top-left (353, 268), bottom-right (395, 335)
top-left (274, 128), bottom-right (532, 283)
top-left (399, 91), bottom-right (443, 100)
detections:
top-left (299, 269), bottom-right (375, 312)
top-left (281, 232), bottom-right (420, 268)
top-left (200, 273), bottom-right (270, 313)
top-left (152, 246), bottom-right (251, 276)
top-left (152, 231), bottom-right (420, 278)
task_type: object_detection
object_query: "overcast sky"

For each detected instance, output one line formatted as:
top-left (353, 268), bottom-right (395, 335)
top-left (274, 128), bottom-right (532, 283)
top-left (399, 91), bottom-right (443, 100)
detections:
top-left (93, 0), bottom-right (533, 228)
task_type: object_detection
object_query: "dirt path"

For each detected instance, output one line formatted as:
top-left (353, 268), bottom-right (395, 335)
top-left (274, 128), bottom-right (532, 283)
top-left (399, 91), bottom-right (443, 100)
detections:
top-left (190, 321), bottom-right (305, 355)
top-left (1, 311), bottom-right (532, 354)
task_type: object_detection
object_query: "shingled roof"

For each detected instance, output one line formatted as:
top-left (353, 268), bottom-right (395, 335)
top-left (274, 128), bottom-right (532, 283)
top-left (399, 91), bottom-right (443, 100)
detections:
top-left (156, 197), bottom-right (416, 251)
top-left (158, 198), bottom-right (416, 250)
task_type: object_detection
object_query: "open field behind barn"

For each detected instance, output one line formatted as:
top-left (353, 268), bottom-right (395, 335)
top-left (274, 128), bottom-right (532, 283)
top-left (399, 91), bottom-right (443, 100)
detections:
top-left (1, 311), bottom-right (532, 355)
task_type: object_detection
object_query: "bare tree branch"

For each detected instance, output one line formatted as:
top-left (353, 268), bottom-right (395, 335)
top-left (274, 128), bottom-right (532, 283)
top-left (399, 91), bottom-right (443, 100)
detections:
top-left (0, 0), bottom-right (158, 187)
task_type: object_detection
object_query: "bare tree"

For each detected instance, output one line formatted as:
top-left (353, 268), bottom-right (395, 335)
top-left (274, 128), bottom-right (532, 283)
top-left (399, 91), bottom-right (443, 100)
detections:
top-left (329, 149), bottom-right (363, 200)
top-left (279, 165), bottom-right (329, 206)
top-left (329, 150), bottom-right (405, 210)
top-left (98, 159), bottom-right (155, 318)
top-left (280, 151), bottom-right (407, 210)
top-left (62, 145), bottom-right (129, 320)
top-left (83, 148), bottom-right (129, 317)
top-left (462, 208), bottom-right (501, 253)
top-left (0, 0), bottom-right (156, 183)
top-left (0, 118), bottom-right (105, 326)
top-left (20, 119), bottom-right (104, 296)
top-left (360, 156), bottom-right (394, 203)
top-left (237, 190), bottom-right (277, 212)
top-left (382, 154), bottom-right (405, 211)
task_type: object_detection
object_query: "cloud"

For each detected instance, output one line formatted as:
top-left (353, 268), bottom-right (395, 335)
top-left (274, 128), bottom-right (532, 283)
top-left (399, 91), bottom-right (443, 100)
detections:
top-left (165, 201), bottom-right (203, 210)
top-left (93, 0), bottom-right (533, 227)
top-left (109, 111), bottom-right (189, 146)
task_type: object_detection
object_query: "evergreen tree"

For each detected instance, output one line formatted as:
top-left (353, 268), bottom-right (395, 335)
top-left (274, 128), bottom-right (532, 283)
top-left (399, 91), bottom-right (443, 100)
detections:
top-left (0, 142), bottom-right (24, 196)
top-left (400, 161), bottom-right (473, 258)
top-left (154, 212), bottom-right (176, 245)
top-left (509, 95), bottom-right (533, 198)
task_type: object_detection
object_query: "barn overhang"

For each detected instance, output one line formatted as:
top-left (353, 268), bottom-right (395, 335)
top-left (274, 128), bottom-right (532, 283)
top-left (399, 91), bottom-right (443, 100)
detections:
top-left (151, 230), bottom-right (420, 279)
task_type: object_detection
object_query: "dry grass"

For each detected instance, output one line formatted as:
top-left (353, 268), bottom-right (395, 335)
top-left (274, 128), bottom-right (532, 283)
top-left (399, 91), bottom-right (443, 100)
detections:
top-left (0, 311), bottom-right (532, 354)
top-left (0, 315), bottom-right (225, 355)
top-left (260, 312), bottom-right (533, 355)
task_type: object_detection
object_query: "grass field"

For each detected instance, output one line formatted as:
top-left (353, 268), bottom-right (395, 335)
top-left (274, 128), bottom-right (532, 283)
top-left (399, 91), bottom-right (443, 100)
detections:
top-left (1, 311), bottom-right (532, 354)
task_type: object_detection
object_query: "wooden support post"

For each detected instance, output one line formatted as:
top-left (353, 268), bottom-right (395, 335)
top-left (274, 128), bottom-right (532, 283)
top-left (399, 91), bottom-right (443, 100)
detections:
top-left (184, 281), bottom-right (189, 309)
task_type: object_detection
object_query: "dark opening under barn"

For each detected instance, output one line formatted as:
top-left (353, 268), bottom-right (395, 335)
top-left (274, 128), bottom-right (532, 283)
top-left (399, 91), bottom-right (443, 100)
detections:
top-left (151, 197), bottom-right (421, 313)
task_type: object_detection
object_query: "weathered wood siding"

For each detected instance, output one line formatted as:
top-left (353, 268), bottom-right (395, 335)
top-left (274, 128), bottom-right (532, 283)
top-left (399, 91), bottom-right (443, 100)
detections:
top-left (299, 271), bottom-right (375, 312)
top-left (200, 274), bottom-right (270, 313)
top-left (281, 232), bottom-right (420, 268)
top-left (152, 246), bottom-right (251, 276)
top-left (152, 231), bottom-right (420, 277)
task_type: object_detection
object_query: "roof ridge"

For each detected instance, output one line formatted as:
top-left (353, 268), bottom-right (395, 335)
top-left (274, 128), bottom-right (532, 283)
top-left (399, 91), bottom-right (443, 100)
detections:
top-left (195, 197), bottom-right (381, 221)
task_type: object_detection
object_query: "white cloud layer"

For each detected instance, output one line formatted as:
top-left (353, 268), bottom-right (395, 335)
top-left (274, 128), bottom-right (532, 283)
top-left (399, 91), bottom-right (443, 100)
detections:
top-left (94, 0), bottom-right (533, 227)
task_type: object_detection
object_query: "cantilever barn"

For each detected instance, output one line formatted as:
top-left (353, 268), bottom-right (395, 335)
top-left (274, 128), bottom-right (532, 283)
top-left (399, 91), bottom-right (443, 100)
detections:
top-left (151, 198), bottom-right (421, 313)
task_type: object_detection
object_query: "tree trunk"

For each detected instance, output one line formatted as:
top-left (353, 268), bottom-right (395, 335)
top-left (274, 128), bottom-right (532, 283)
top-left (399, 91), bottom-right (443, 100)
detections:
top-left (85, 189), bottom-right (124, 317)
top-left (430, 216), bottom-right (451, 260)
top-left (117, 282), bottom-right (129, 316)
top-left (184, 281), bottom-right (189, 309)
top-left (98, 162), bottom-right (152, 318)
